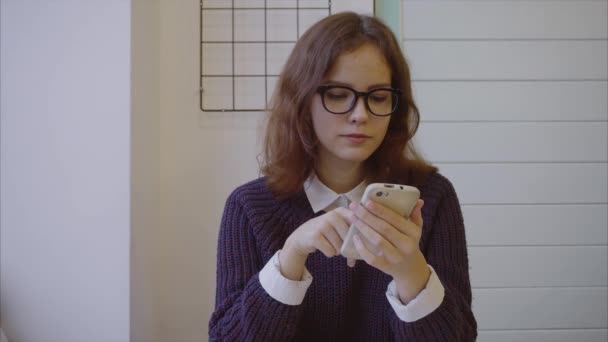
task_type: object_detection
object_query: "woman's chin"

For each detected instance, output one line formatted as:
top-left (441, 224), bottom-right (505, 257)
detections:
top-left (336, 151), bottom-right (374, 164)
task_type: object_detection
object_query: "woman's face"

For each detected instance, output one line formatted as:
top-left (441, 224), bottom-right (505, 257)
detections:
top-left (311, 43), bottom-right (392, 170)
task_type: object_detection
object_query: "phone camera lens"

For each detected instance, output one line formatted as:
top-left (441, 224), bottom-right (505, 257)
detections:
top-left (376, 191), bottom-right (383, 197)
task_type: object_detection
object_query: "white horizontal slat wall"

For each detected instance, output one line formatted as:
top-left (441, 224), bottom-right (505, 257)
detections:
top-left (413, 81), bottom-right (607, 121)
top-left (403, 1), bottom-right (608, 341)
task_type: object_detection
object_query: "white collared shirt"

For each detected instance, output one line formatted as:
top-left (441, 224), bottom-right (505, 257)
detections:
top-left (259, 174), bottom-right (445, 322)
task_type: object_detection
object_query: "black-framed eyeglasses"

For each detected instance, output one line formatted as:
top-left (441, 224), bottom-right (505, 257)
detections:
top-left (317, 85), bottom-right (401, 117)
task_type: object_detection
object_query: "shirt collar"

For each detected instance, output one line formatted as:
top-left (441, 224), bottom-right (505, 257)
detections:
top-left (303, 174), bottom-right (367, 213)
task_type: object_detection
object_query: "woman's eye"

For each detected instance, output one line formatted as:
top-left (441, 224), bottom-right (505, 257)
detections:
top-left (370, 95), bottom-right (388, 102)
top-left (326, 92), bottom-right (349, 100)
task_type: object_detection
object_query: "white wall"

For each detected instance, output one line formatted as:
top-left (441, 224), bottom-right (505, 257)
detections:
top-left (131, 0), bottom-right (163, 341)
top-left (0, 0), bottom-right (131, 341)
top-left (403, 0), bottom-right (608, 341)
top-left (157, 1), bottom-right (262, 340)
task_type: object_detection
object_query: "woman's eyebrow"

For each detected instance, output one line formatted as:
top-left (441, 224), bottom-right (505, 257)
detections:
top-left (322, 80), bottom-right (392, 89)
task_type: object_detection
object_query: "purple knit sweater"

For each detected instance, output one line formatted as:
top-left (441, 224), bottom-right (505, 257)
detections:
top-left (209, 172), bottom-right (477, 341)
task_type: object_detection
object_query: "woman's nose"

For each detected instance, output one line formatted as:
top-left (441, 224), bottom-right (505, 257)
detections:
top-left (348, 97), bottom-right (370, 123)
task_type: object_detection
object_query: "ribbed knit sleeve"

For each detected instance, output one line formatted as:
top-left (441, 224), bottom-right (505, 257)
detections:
top-left (390, 174), bottom-right (478, 341)
top-left (208, 189), bottom-right (304, 341)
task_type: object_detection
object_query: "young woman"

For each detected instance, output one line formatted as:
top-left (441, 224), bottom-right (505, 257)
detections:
top-left (209, 12), bottom-right (477, 341)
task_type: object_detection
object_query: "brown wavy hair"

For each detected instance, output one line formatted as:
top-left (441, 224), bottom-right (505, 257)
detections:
top-left (261, 12), bottom-right (437, 198)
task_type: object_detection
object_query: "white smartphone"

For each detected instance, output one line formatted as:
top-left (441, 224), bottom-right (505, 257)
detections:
top-left (340, 183), bottom-right (420, 260)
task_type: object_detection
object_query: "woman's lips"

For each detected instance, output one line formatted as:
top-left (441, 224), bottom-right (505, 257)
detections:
top-left (341, 134), bottom-right (371, 144)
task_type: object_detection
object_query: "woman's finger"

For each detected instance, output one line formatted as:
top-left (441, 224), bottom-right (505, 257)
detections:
top-left (315, 233), bottom-right (338, 257)
top-left (353, 234), bottom-right (386, 270)
top-left (359, 200), bottom-right (404, 229)
top-left (321, 222), bottom-right (344, 255)
top-left (329, 208), bottom-right (352, 239)
top-left (363, 200), bottom-right (424, 238)
top-left (408, 199), bottom-right (424, 228)
top-left (352, 214), bottom-right (402, 261)
top-left (350, 202), bottom-right (402, 244)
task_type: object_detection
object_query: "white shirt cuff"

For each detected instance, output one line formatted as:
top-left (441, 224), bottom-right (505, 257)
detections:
top-left (385, 264), bottom-right (445, 322)
top-left (259, 250), bottom-right (313, 306)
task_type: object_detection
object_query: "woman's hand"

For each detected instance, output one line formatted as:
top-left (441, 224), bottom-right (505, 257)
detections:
top-left (280, 208), bottom-right (352, 280)
top-left (349, 199), bottom-right (430, 304)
